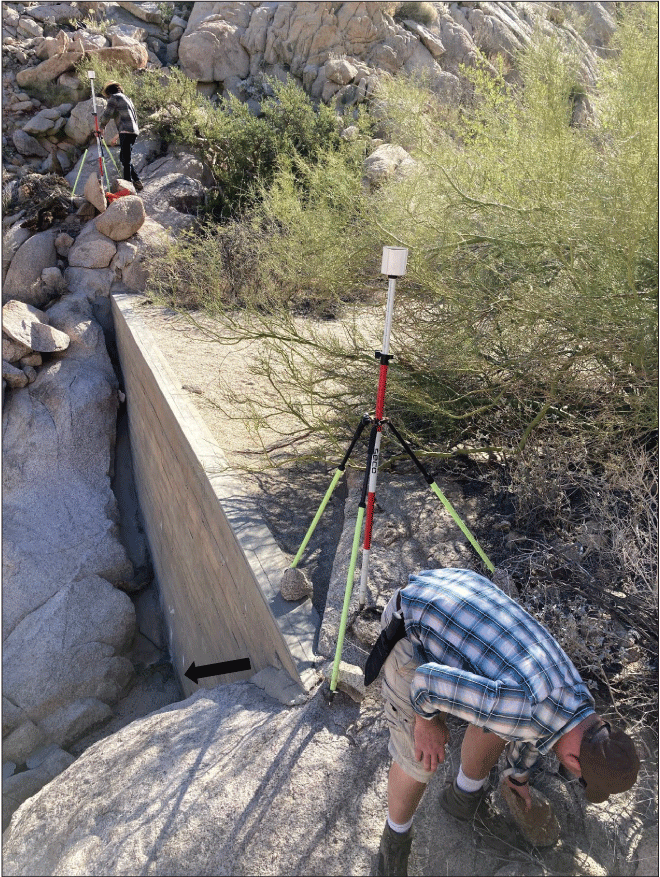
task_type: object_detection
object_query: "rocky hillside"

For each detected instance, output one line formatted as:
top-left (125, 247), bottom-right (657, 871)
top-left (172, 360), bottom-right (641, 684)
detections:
top-left (4, 2), bottom-right (644, 873)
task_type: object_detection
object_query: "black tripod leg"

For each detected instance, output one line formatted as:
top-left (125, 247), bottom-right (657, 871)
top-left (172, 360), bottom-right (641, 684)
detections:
top-left (386, 422), bottom-right (495, 574)
top-left (289, 414), bottom-right (372, 569)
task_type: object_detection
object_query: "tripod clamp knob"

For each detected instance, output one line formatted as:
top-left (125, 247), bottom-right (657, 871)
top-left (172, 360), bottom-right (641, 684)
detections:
top-left (375, 350), bottom-right (394, 363)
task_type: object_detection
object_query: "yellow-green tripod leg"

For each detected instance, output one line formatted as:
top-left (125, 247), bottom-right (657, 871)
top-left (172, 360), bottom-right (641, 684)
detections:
top-left (429, 482), bottom-right (494, 574)
top-left (330, 504), bottom-right (365, 692)
top-left (290, 468), bottom-right (343, 569)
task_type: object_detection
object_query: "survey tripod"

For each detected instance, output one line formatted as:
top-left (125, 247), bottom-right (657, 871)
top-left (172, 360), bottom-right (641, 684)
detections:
top-left (72, 70), bottom-right (121, 195)
top-left (283, 247), bottom-right (495, 696)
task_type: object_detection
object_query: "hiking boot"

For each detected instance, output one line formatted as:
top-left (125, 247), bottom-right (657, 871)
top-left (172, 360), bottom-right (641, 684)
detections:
top-left (134, 180), bottom-right (143, 191)
top-left (439, 779), bottom-right (488, 821)
top-left (376, 822), bottom-right (414, 877)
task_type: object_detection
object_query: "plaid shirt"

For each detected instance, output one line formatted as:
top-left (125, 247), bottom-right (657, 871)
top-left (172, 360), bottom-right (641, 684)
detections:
top-left (100, 93), bottom-right (139, 135)
top-left (400, 569), bottom-right (595, 778)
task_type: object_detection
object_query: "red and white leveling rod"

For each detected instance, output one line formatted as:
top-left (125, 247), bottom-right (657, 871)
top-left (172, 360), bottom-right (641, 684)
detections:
top-left (357, 246), bottom-right (407, 606)
top-left (88, 70), bottom-right (107, 186)
top-left (328, 247), bottom-right (408, 692)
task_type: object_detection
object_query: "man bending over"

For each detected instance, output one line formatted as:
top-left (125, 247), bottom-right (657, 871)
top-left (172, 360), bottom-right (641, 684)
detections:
top-left (370, 568), bottom-right (640, 876)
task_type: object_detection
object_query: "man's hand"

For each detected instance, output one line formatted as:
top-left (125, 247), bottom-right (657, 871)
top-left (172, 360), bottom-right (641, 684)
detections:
top-left (505, 776), bottom-right (532, 811)
top-left (414, 714), bottom-right (450, 772)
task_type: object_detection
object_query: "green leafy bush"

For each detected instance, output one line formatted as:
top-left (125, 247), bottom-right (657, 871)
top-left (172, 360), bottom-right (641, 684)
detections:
top-left (392, 2), bottom-right (438, 27)
top-left (151, 6), bottom-right (657, 453)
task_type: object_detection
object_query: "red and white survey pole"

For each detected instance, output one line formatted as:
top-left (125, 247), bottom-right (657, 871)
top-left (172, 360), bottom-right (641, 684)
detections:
top-left (88, 70), bottom-right (106, 185)
top-left (357, 246), bottom-right (408, 606)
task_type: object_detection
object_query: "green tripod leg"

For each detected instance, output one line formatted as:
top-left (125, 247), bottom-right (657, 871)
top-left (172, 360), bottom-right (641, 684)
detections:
top-left (329, 419), bottom-right (379, 694)
top-left (101, 137), bottom-right (120, 173)
top-left (290, 468), bottom-right (344, 570)
top-left (428, 482), bottom-right (494, 574)
top-left (329, 504), bottom-right (365, 693)
top-left (71, 148), bottom-right (88, 195)
top-left (387, 421), bottom-right (495, 575)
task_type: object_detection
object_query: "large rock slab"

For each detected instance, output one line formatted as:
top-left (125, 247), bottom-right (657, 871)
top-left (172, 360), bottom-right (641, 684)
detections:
top-left (3, 574), bottom-right (135, 746)
top-left (179, 18), bottom-right (250, 82)
top-left (83, 172), bottom-right (107, 213)
top-left (2, 224), bottom-right (31, 283)
top-left (2, 300), bottom-right (70, 354)
top-left (0, 684), bottom-right (388, 876)
top-left (2, 232), bottom-right (58, 307)
top-left (2, 294), bottom-right (134, 809)
top-left (362, 144), bottom-right (416, 191)
top-left (2, 336), bottom-right (32, 364)
top-left (2, 745), bottom-right (75, 831)
top-left (12, 129), bottom-right (49, 159)
top-left (29, 4), bottom-right (82, 24)
top-left (64, 97), bottom-right (105, 145)
top-left (2, 676), bottom-right (652, 877)
top-left (16, 50), bottom-right (83, 89)
top-left (63, 266), bottom-right (115, 298)
top-left (93, 43), bottom-right (149, 70)
top-left (2, 361), bottom-right (28, 389)
top-left (138, 172), bottom-right (204, 231)
top-left (110, 217), bottom-right (174, 291)
top-left (117, 1), bottom-right (164, 25)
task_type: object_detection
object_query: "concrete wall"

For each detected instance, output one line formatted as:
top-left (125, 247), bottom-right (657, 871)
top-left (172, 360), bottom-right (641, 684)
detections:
top-left (111, 293), bottom-right (318, 699)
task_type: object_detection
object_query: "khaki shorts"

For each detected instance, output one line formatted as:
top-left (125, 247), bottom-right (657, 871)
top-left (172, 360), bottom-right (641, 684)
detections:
top-left (381, 637), bottom-right (436, 784)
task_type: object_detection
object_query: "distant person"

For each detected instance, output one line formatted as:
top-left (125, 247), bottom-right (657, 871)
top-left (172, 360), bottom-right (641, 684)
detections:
top-left (99, 81), bottom-right (143, 191)
top-left (366, 568), bottom-right (640, 876)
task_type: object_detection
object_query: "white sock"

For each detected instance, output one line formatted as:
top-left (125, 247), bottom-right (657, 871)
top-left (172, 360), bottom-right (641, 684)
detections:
top-left (456, 766), bottom-right (486, 793)
top-left (387, 814), bottom-right (414, 834)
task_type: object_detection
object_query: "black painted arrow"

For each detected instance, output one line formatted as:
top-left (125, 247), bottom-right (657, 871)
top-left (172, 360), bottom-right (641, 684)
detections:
top-left (185, 658), bottom-right (251, 684)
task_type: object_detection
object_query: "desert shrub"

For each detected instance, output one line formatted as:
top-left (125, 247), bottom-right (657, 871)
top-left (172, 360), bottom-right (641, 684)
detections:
top-left (21, 81), bottom-right (75, 107)
top-left (150, 7), bottom-right (657, 457)
top-left (503, 435), bottom-right (658, 718)
top-left (365, 11), bottom-right (657, 447)
top-left (149, 140), bottom-right (372, 318)
top-left (392, 2), bottom-right (438, 27)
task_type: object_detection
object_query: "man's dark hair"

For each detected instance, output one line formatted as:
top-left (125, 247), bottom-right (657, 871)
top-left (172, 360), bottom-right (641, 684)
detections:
top-left (104, 83), bottom-right (123, 96)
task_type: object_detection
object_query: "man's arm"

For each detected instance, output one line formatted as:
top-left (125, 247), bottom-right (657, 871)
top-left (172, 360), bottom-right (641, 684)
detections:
top-left (99, 95), bottom-right (115, 128)
top-left (411, 663), bottom-right (532, 731)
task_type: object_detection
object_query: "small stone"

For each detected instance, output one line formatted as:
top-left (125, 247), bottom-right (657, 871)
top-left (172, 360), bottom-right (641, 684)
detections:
top-left (20, 353), bottom-right (42, 368)
top-left (3, 360), bottom-right (28, 388)
top-left (13, 129), bottom-right (48, 158)
top-left (280, 567), bottom-right (313, 601)
top-left (41, 266), bottom-right (65, 290)
top-left (54, 232), bottom-right (74, 256)
top-left (335, 661), bottom-right (365, 702)
top-left (3, 335), bottom-right (32, 363)
top-left (23, 365), bottom-right (38, 384)
top-left (500, 779), bottom-right (560, 848)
